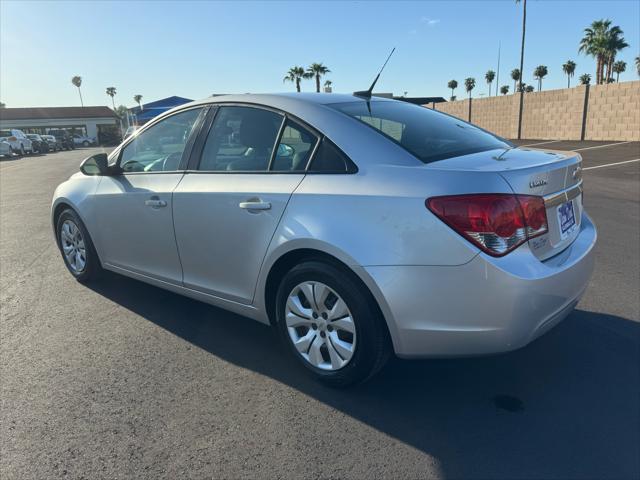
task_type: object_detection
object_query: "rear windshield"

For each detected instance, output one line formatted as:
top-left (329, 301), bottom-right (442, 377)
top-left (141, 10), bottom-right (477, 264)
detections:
top-left (328, 101), bottom-right (510, 164)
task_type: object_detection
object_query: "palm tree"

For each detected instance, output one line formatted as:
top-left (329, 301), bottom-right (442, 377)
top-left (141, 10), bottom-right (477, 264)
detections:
top-left (533, 65), bottom-right (548, 91)
top-left (636, 56), bottom-right (640, 76)
top-left (525, 85), bottom-right (535, 93)
top-left (105, 87), bottom-right (117, 110)
top-left (323, 80), bottom-right (333, 92)
top-left (464, 77), bottom-right (476, 98)
top-left (134, 95), bottom-right (143, 110)
top-left (500, 85), bottom-right (510, 95)
top-left (447, 79), bottom-right (458, 100)
top-left (562, 60), bottom-right (577, 88)
top-left (579, 20), bottom-right (628, 84)
top-left (307, 63), bottom-right (331, 93)
top-left (510, 69), bottom-right (521, 94)
top-left (283, 66), bottom-right (311, 93)
top-left (579, 73), bottom-right (591, 85)
top-left (485, 70), bottom-right (496, 96)
top-left (612, 60), bottom-right (626, 82)
top-left (603, 26), bottom-right (628, 83)
top-left (71, 75), bottom-right (83, 107)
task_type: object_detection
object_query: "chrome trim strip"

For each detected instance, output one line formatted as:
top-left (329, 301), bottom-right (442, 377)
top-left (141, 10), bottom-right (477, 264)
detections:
top-left (544, 182), bottom-right (583, 208)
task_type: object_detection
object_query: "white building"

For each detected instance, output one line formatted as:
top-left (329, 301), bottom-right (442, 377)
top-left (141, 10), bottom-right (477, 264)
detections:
top-left (0, 106), bottom-right (118, 141)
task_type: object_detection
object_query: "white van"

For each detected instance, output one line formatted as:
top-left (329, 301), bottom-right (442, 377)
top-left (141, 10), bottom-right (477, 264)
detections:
top-left (0, 129), bottom-right (34, 155)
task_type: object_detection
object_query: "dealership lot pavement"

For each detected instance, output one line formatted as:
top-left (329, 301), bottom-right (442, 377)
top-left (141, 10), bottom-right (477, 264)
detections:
top-left (1, 143), bottom-right (639, 479)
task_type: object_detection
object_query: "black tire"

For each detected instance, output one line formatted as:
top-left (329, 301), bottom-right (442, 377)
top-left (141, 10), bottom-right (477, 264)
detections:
top-left (56, 208), bottom-right (102, 282)
top-left (275, 260), bottom-right (390, 387)
top-left (82, 141), bottom-right (90, 147)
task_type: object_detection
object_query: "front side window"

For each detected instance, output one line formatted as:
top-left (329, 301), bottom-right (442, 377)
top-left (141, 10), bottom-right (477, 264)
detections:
top-left (119, 108), bottom-right (203, 172)
top-left (271, 119), bottom-right (318, 172)
top-left (329, 101), bottom-right (509, 164)
top-left (198, 106), bottom-right (283, 171)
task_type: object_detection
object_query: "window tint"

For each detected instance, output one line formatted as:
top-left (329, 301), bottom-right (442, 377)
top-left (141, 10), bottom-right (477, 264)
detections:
top-left (199, 106), bottom-right (283, 171)
top-left (329, 101), bottom-right (510, 164)
top-left (119, 108), bottom-right (203, 173)
top-left (271, 119), bottom-right (318, 172)
top-left (308, 138), bottom-right (353, 173)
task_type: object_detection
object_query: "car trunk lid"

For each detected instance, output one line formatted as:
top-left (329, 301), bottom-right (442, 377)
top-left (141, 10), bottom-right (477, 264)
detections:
top-left (427, 147), bottom-right (583, 260)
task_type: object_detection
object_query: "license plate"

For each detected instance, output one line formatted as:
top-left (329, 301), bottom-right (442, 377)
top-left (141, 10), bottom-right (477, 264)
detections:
top-left (557, 200), bottom-right (576, 239)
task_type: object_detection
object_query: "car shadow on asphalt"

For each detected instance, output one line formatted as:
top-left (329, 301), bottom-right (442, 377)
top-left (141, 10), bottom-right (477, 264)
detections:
top-left (87, 271), bottom-right (640, 479)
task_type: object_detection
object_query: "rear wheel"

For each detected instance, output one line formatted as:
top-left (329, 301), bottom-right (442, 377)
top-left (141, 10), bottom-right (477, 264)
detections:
top-left (82, 141), bottom-right (90, 147)
top-left (56, 209), bottom-right (101, 282)
top-left (276, 261), bottom-right (390, 387)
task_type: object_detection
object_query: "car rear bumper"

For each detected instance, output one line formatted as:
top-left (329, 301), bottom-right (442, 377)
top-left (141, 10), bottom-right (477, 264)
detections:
top-left (365, 213), bottom-right (597, 358)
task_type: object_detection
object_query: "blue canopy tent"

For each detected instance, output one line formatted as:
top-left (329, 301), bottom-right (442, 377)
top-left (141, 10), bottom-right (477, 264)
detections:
top-left (129, 96), bottom-right (193, 125)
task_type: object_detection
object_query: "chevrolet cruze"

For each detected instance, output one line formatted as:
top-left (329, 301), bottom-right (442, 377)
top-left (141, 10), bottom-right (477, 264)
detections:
top-left (52, 93), bottom-right (596, 386)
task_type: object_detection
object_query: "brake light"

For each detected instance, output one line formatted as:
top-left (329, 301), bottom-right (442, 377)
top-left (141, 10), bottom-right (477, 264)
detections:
top-left (426, 194), bottom-right (548, 257)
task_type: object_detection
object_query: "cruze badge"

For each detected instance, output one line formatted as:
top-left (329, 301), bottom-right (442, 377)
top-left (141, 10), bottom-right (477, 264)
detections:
top-left (529, 178), bottom-right (547, 188)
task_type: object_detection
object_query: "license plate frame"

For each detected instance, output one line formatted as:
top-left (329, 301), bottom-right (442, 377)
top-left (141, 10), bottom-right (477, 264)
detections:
top-left (557, 200), bottom-right (576, 239)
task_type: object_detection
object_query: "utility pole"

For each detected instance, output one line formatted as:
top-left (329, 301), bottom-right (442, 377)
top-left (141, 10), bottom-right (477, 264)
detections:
top-left (517, 0), bottom-right (527, 139)
top-left (496, 41), bottom-right (501, 97)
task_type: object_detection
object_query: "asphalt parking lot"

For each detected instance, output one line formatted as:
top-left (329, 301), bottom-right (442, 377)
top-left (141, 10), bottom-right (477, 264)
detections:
top-left (1, 141), bottom-right (639, 479)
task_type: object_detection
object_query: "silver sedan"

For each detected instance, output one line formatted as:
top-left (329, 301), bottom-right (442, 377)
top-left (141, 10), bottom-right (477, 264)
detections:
top-left (52, 93), bottom-right (596, 386)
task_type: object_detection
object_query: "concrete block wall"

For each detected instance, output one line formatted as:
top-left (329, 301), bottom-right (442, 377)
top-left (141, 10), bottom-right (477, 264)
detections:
top-left (429, 80), bottom-right (640, 141)
top-left (434, 98), bottom-right (470, 122)
top-left (521, 86), bottom-right (585, 140)
top-left (585, 82), bottom-right (640, 141)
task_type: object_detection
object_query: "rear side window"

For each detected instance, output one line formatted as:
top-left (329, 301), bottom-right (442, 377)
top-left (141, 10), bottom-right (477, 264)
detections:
top-left (199, 106), bottom-right (283, 171)
top-left (329, 101), bottom-right (509, 164)
top-left (271, 119), bottom-right (318, 172)
top-left (308, 138), bottom-right (356, 173)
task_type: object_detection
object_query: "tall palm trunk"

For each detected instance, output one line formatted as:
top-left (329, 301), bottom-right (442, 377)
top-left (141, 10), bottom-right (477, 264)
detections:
top-left (567, 74), bottom-right (570, 88)
top-left (77, 87), bottom-right (84, 107)
top-left (516, 0), bottom-right (526, 139)
top-left (315, 75), bottom-right (320, 93)
top-left (295, 79), bottom-right (301, 92)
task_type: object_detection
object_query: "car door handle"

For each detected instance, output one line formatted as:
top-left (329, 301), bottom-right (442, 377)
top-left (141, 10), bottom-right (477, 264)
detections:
top-left (145, 198), bottom-right (167, 208)
top-left (239, 201), bottom-right (271, 211)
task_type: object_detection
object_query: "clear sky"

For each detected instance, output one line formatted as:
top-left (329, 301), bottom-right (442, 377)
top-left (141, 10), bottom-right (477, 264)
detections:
top-left (1, 0), bottom-right (638, 108)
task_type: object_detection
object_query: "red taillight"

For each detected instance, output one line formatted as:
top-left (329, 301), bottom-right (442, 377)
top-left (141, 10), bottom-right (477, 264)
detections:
top-left (426, 194), bottom-right (548, 257)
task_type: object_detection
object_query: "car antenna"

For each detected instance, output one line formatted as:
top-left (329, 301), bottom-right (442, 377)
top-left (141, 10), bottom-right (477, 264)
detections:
top-left (353, 47), bottom-right (396, 99)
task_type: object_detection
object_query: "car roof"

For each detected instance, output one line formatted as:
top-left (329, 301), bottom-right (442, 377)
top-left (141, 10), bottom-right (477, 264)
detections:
top-left (189, 92), bottom-right (394, 108)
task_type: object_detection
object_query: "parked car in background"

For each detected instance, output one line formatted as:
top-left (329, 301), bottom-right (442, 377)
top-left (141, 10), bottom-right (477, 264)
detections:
top-left (26, 134), bottom-right (49, 153)
top-left (0, 139), bottom-right (12, 158)
top-left (48, 130), bottom-right (75, 150)
top-left (41, 135), bottom-right (60, 152)
top-left (123, 126), bottom-right (139, 140)
top-left (51, 93), bottom-right (596, 386)
top-left (72, 134), bottom-right (96, 147)
top-left (0, 129), bottom-right (34, 155)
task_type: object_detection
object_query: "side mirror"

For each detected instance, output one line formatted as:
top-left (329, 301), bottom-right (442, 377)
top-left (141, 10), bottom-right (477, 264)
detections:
top-left (80, 153), bottom-right (109, 176)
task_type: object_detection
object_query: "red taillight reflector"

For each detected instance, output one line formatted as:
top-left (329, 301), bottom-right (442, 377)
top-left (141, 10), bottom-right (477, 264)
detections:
top-left (426, 194), bottom-right (548, 257)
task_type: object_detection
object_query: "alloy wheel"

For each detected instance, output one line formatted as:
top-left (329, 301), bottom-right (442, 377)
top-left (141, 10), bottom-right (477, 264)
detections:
top-left (285, 281), bottom-right (356, 371)
top-left (60, 220), bottom-right (87, 273)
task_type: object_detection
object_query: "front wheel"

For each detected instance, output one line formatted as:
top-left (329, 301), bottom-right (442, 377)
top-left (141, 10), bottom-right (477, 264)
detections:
top-left (56, 209), bottom-right (101, 282)
top-left (276, 261), bottom-right (390, 387)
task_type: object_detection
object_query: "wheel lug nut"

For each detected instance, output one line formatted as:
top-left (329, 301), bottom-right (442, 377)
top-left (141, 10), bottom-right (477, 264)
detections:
top-left (320, 331), bottom-right (326, 338)
top-left (312, 312), bottom-right (318, 319)
top-left (311, 323), bottom-right (317, 330)
top-left (321, 312), bottom-right (328, 320)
